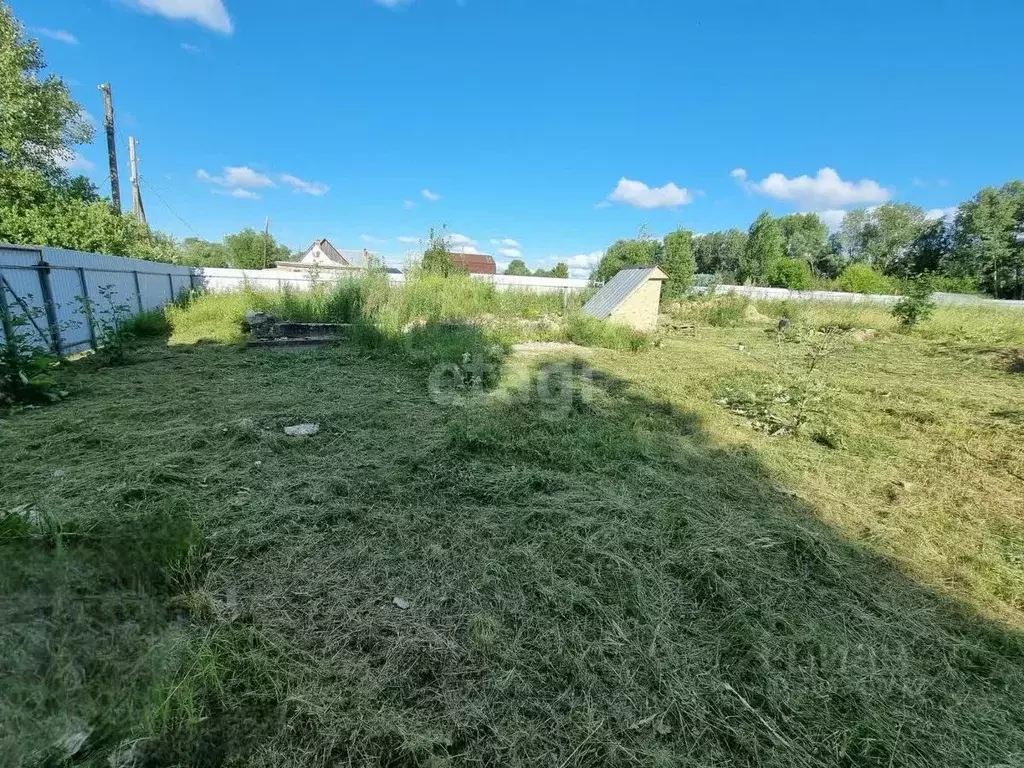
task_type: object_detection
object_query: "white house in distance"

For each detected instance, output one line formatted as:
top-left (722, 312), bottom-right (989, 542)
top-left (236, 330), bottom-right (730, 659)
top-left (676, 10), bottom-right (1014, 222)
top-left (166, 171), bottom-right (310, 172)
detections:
top-left (276, 238), bottom-right (377, 273)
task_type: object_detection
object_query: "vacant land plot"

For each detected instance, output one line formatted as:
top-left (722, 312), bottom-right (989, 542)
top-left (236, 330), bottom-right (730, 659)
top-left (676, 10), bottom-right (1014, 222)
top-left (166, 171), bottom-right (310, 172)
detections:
top-left (2, 296), bottom-right (1024, 766)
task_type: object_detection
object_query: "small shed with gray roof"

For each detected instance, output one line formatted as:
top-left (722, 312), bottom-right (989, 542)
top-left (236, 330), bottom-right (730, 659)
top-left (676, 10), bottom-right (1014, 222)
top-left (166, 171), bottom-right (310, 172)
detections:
top-left (581, 266), bottom-right (668, 331)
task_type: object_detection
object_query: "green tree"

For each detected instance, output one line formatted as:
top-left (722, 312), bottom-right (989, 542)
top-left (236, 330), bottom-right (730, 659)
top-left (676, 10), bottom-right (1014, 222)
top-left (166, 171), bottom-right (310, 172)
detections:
top-left (694, 229), bottom-right (746, 277)
top-left (837, 203), bottom-right (927, 273)
top-left (778, 213), bottom-right (829, 270)
top-left (953, 182), bottom-right (1024, 298)
top-left (893, 218), bottom-right (951, 279)
top-left (660, 228), bottom-right (696, 299)
top-left (223, 227), bottom-right (291, 269)
top-left (549, 262), bottom-right (569, 279)
top-left (765, 257), bottom-right (813, 289)
top-left (741, 211), bottom-right (785, 284)
top-left (0, 5), bottom-right (92, 186)
top-left (593, 238), bottom-right (663, 283)
top-left (504, 259), bottom-right (530, 276)
top-left (178, 237), bottom-right (230, 267)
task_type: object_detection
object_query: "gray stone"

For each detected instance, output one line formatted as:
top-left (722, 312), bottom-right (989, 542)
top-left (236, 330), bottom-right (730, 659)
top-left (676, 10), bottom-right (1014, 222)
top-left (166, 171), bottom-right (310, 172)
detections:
top-left (243, 310), bottom-right (277, 337)
top-left (392, 596), bottom-right (411, 610)
top-left (283, 423), bottom-right (319, 437)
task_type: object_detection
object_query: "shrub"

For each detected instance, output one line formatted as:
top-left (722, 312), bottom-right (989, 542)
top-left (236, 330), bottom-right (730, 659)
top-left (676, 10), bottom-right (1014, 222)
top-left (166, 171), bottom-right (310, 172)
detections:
top-left (766, 258), bottom-right (813, 290)
top-left (564, 314), bottom-right (652, 351)
top-left (835, 264), bottom-right (895, 295)
top-left (891, 276), bottom-right (936, 329)
top-left (705, 295), bottom-right (750, 327)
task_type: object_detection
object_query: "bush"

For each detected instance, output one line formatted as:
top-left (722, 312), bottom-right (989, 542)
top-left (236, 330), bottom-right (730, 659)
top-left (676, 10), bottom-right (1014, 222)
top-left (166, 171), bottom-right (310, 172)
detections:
top-left (891, 276), bottom-right (936, 329)
top-left (835, 264), bottom-right (895, 295)
top-left (766, 258), bottom-right (813, 290)
top-left (564, 314), bottom-right (652, 351)
top-left (705, 295), bottom-right (751, 327)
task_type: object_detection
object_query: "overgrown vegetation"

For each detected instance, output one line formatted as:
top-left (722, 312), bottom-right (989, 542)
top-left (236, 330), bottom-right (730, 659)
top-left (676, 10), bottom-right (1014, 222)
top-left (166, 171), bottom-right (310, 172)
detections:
top-left (166, 275), bottom-right (640, 362)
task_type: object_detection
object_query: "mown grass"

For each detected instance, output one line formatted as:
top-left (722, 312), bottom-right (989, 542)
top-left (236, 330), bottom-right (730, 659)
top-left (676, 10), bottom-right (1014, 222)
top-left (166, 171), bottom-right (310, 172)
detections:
top-left (2, 295), bottom-right (1024, 766)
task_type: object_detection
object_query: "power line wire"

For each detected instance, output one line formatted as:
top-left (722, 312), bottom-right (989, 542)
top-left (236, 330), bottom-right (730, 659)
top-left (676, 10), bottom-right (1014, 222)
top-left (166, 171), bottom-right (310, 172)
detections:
top-left (139, 175), bottom-right (202, 239)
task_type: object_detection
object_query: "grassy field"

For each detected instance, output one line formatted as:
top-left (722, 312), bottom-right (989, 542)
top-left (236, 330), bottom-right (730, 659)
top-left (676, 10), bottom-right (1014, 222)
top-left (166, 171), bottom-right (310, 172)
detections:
top-left (2, 292), bottom-right (1024, 766)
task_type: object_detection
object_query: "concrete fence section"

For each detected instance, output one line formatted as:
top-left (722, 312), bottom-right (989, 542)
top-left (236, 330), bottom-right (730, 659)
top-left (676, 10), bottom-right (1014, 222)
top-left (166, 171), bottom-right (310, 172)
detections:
top-left (701, 283), bottom-right (1024, 309)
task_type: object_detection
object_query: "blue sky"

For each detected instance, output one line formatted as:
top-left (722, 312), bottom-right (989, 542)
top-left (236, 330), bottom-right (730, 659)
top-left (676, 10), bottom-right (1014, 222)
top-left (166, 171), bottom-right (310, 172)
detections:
top-left (16, 0), bottom-right (1024, 276)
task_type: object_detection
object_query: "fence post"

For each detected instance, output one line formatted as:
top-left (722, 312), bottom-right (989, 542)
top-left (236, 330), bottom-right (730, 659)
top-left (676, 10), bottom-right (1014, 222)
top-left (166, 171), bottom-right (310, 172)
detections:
top-left (36, 262), bottom-right (62, 354)
top-left (0, 279), bottom-right (14, 353)
top-left (167, 272), bottom-right (175, 303)
top-left (76, 267), bottom-right (97, 350)
top-left (131, 270), bottom-right (144, 312)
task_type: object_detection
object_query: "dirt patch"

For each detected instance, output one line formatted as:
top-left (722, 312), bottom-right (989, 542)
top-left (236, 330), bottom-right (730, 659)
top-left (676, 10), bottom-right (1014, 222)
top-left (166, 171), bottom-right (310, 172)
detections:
top-left (511, 341), bottom-right (589, 354)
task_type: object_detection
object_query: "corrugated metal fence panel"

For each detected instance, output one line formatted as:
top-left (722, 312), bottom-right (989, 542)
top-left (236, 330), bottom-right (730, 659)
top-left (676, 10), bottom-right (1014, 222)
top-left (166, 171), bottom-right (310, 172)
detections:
top-left (47, 267), bottom-right (94, 353)
top-left (0, 264), bottom-right (51, 352)
top-left (39, 246), bottom-right (193, 279)
top-left (137, 272), bottom-right (172, 310)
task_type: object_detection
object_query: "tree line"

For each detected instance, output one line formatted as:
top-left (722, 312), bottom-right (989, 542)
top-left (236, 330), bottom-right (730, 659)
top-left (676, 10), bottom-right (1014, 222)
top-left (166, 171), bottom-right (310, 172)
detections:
top-left (504, 259), bottom-right (570, 279)
top-left (595, 187), bottom-right (1024, 300)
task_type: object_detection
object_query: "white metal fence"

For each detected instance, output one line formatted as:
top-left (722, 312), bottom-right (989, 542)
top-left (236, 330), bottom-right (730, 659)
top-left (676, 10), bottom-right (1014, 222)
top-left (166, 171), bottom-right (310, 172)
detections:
top-left (0, 245), bottom-right (591, 354)
top-left (0, 245), bottom-right (195, 354)
top-left (193, 267), bottom-right (590, 295)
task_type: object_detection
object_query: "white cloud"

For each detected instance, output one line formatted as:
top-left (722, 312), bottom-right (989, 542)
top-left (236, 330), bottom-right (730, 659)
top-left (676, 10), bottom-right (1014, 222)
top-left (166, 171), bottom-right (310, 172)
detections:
top-left (122, 0), bottom-right (233, 34)
top-left (925, 206), bottom-right (957, 222)
top-left (403, 200), bottom-right (417, 210)
top-left (730, 168), bottom-right (748, 181)
top-left (498, 248), bottom-right (521, 259)
top-left (449, 233), bottom-right (476, 248)
top-left (180, 42), bottom-right (199, 53)
top-left (421, 188), bottom-right (442, 202)
top-left (197, 166), bottom-right (273, 188)
top-left (227, 188), bottom-right (259, 200)
top-left (280, 173), bottom-right (329, 196)
top-left (360, 234), bottom-right (387, 244)
top-left (490, 238), bottom-right (521, 248)
top-left (816, 209), bottom-right (849, 231)
top-left (450, 245), bottom-right (482, 255)
top-left (56, 152), bottom-right (95, 172)
top-left (607, 177), bottom-right (694, 209)
top-left (33, 28), bottom-right (78, 45)
top-left (397, 236), bottom-right (421, 244)
top-left (565, 250), bottom-right (604, 279)
top-left (745, 167), bottom-right (890, 210)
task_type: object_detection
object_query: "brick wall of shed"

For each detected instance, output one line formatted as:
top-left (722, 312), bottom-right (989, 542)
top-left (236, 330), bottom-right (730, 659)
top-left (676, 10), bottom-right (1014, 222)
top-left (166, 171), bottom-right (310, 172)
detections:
top-left (608, 279), bottom-right (664, 331)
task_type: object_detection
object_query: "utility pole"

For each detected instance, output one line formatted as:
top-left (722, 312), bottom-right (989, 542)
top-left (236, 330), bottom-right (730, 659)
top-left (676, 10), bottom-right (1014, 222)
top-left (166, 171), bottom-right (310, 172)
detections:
top-left (128, 136), bottom-right (147, 226)
top-left (264, 216), bottom-right (271, 268)
top-left (98, 83), bottom-right (121, 214)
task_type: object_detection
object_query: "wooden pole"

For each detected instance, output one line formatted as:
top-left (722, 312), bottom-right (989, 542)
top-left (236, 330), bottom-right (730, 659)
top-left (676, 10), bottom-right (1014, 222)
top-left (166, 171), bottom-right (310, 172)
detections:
top-left (129, 136), bottom-right (147, 226)
top-left (98, 83), bottom-right (122, 214)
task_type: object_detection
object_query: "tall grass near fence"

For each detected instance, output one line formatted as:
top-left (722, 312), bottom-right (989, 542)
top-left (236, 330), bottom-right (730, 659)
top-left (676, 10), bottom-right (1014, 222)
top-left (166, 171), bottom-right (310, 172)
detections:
top-left (673, 293), bottom-right (1024, 344)
top-left (166, 274), bottom-right (627, 353)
